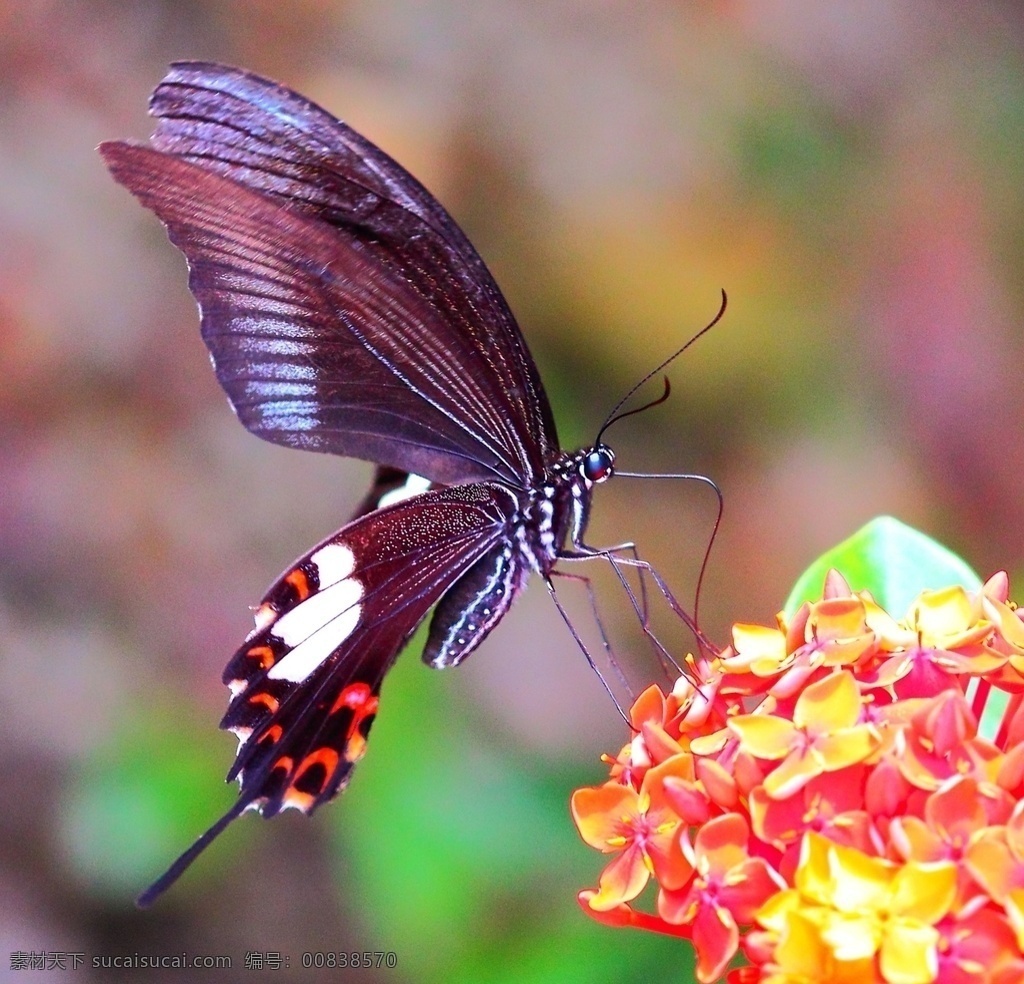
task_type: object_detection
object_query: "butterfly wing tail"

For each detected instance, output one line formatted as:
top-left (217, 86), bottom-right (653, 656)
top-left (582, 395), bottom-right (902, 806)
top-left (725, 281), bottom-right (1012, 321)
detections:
top-left (136, 796), bottom-right (252, 908)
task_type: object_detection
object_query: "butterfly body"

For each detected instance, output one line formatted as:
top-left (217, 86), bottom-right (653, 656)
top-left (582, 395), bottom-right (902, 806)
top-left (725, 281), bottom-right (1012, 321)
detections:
top-left (101, 63), bottom-right (625, 904)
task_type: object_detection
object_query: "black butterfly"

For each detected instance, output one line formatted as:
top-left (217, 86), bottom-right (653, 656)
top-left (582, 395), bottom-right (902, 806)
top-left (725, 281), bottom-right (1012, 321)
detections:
top-left (101, 62), bottom-right (714, 907)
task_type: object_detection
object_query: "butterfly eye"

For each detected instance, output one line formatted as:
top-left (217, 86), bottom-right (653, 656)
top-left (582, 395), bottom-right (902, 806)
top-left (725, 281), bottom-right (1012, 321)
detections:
top-left (582, 447), bottom-right (615, 484)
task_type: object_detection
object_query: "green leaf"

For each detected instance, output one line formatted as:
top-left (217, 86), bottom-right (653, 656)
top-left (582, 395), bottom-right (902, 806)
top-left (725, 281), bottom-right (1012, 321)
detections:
top-left (783, 516), bottom-right (982, 618)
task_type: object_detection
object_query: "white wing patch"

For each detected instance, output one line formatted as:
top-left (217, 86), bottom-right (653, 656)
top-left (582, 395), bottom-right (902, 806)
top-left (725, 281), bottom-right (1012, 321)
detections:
top-left (378, 473), bottom-right (431, 509)
top-left (310, 542), bottom-right (356, 587)
top-left (268, 575), bottom-right (364, 683)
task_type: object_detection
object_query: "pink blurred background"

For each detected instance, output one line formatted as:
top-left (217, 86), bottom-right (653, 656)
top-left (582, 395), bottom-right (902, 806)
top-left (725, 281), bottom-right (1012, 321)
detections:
top-left (2, 2), bottom-right (1022, 981)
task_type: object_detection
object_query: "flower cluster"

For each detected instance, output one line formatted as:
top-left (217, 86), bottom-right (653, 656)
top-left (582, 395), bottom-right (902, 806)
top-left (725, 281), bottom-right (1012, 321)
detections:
top-left (572, 570), bottom-right (1024, 983)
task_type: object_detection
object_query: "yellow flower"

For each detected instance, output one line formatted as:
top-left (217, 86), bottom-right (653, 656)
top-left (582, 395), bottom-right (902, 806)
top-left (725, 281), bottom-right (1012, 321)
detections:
top-left (728, 672), bottom-right (880, 799)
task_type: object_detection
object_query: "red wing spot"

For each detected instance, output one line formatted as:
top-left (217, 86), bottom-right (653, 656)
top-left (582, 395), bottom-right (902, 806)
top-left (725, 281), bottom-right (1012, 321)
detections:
top-left (248, 691), bottom-right (280, 714)
top-left (246, 645), bottom-right (276, 670)
top-left (257, 724), bottom-right (283, 746)
top-left (328, 683), bottom-right (380, 764)
top-left (329, 682), bottom-right (378, 716)
top-left (290, 747), bottom-right (341, 802)
top-left (297, 747), bottom-right (341, 778)
top-left (346, 705), bottom-right (378, 763)
top-left (285, 568), bottom-right (312, 601)
top-left (253, 755), bottom-right (294, 804)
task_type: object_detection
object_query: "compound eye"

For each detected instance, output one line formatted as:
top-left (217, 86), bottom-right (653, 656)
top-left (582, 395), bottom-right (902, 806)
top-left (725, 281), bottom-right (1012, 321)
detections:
top-left (582, 447), bottom-right (615, 483)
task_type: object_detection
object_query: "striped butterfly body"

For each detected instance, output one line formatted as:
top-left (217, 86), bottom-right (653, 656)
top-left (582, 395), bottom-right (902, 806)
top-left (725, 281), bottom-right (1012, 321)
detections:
top-left (102, 63), bottom-right (627, 906)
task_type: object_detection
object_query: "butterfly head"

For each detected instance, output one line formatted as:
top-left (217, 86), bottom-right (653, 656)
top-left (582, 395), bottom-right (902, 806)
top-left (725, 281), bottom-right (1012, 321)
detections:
top-left (581, 445), bottom-right (615, 485)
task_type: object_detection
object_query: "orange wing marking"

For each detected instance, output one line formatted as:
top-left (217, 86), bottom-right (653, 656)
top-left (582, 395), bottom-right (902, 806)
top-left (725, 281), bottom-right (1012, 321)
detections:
top-left (245, 645), bottom-right (276, 670)
top-left (330, 683), bottom-right (380, 763)
top-left (248, 691), bottom-right (280, 714)
top-left (285, 568), bottom-right (312, 601)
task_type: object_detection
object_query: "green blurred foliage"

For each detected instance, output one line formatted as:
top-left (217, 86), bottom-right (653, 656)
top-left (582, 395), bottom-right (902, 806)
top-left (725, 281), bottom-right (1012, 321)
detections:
top-left (64, 705), bottom-right (241, 899)
top-left (334, 630), bottom-right (695, 983)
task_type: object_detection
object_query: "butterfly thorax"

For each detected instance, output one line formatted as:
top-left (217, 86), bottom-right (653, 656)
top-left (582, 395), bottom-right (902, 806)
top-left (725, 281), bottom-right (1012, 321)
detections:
top-left (516, 445), bottom-right (615, 575)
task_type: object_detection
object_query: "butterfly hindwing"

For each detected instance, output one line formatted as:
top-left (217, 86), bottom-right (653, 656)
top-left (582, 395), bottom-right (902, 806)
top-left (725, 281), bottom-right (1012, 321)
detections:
top-left (351, 467), bottom-right (434, 520)
top-left (216, 482), bottom-right (522, 817)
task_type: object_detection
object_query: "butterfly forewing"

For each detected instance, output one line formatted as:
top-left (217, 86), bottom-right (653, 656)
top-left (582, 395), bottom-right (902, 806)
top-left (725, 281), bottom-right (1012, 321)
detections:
top-left (103, 141), bottom-right (532, 485)
top-left (143, 61), bottom-right (557, 481)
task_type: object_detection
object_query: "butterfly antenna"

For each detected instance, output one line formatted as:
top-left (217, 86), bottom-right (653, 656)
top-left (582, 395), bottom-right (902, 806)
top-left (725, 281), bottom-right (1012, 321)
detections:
top-left (595, 289), bottom-right (727, 447)
top-left (597, 290), bottom-right (728, 649)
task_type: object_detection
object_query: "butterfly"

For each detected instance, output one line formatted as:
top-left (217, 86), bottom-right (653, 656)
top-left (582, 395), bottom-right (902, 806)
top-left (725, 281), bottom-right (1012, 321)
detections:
top-left (101, 62), bottom-right (716, 907)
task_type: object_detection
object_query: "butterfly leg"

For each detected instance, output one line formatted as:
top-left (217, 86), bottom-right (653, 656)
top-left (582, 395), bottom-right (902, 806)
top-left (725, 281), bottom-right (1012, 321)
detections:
top-left (559, 543), bottom-right (710, 677)
top-left (559, 536), bottom-right (650, 636)
top-left (560, 542), bottom-right (673, 670)
top-left (549, 567), bottom-right (630, 696)
top-left (604, 552), bottom-right (717, 664)
top-left (543, 575), bottom-right (629, 724)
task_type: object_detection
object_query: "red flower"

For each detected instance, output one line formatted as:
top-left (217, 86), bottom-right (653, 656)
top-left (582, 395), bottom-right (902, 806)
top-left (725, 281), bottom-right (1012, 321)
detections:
top-left (658, 814), bottom-right (784, 982)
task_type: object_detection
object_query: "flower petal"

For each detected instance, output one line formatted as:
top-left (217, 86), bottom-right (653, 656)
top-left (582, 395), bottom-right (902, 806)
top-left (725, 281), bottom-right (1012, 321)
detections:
top-left (589, 846), bottom-right (650, 910)
top-left (793, 670), bottom-right (863, 734)
top-left (728, 714), bottom-right (799, 760)
top-left (692, 898), bottom-right (740, 984)
top-left (879, 919), bottom-right (939, 984)
top-left (571, 783), bottom-right (638, 851)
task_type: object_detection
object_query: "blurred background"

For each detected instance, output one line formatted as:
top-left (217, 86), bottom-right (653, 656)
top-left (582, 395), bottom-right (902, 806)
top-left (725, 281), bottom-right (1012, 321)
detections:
top-left (2, 1), bottom-right (1023, 981)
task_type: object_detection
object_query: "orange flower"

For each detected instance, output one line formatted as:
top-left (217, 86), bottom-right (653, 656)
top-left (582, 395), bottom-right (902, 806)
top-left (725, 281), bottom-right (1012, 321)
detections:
top-left (571, 755), bottom-right (692, 909)
top-left (966, 804), bottom-right (1024, 925)
top-left (572, 563), bottom-right (1024, 982)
